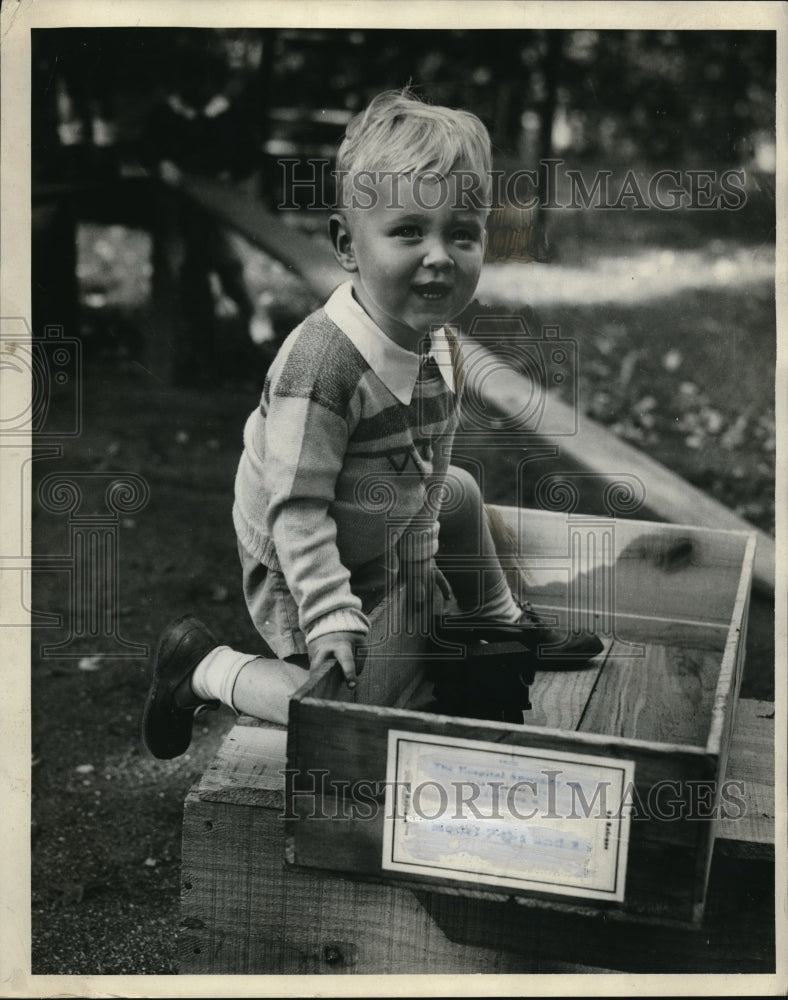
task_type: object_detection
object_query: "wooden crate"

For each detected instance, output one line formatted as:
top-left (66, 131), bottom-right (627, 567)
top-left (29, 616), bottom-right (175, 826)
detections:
top-left (178, 701), bottom-right (774, 974)
top-left (286, 507), bottom-right (757, 927)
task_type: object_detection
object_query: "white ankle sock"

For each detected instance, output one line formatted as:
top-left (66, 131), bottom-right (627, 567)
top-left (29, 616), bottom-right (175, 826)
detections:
top-left (479, 578), bottom-right (521, 623)
top-left (191, 645), bottom-right (259, 710)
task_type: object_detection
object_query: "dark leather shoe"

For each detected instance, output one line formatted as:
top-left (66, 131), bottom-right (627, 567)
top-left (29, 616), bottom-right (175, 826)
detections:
top-left (435, 600), bottom-right (604, 668)
top-left (514, 601), bottom-right (604, 664)
top-left (141, 614), bottom-right (220, 759)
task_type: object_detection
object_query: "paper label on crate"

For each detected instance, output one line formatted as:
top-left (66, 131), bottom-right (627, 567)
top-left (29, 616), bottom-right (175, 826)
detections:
top-left (382, 730), bottom-right (635, 902)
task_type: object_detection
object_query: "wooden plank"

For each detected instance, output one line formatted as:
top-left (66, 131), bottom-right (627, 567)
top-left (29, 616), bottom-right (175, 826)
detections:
top-left (577, 641), bottom-right (722, 747)
top-left (525, 638), bottom-right (611, 729)
top-left (689, 537), bottom-right (754, 895)
top-left (714, 699), bottom-right (775, 858)
top-left (491, 504), bottom-right (752, 569)
top-left (420, 852), bottom-right (774, 974)
top-left (220, 696), bottom-right (776, 863)
top-left (575, 638), bottom-right (727, 917)
top-left (181, 791), bottom-right (774, 974)
top-left (181, 786), bottom-right (541, 974)
top-left (194, 706), bottom-right (775, 853)
top-left (197, 723), bottom-right (287, 808)
top-left (459, 339), bottom-right (774, 596)
top-left (525, 604), bottom-right (729, 651)
top-left (178, 173), bottom-right (344, 301)
top-left (288, 696), bottom-right (714, 797)
top-left (180, 786), bottom-right (774, 973)
top-left (706, 532), bottom-right (755, 757)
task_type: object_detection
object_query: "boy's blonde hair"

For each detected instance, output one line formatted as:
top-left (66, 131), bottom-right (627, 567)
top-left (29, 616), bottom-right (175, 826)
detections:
top-left (335, 89), bottom-right (492, 210)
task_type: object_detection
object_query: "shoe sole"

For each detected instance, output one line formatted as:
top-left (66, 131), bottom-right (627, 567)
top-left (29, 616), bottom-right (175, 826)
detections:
top-left (434, 622), bottom-right (604, 666)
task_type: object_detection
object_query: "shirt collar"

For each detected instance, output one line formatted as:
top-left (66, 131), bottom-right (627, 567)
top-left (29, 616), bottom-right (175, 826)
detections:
top-left (324, 281), bottom-right (456, 405)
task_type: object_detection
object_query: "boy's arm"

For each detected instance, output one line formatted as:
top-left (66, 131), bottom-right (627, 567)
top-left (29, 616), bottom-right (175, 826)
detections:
top-left (262, 389), bottom-right (369, 652)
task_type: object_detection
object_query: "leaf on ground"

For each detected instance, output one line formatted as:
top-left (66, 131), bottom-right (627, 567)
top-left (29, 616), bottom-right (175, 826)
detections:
top-left (54, 881), bottom-right (84, 907)
top-left (78, 655), bottom-right (103, 672)
top-left (618, 349), bottom-right (640, 387)
top-left (662, 348), bottom-right (682, 372)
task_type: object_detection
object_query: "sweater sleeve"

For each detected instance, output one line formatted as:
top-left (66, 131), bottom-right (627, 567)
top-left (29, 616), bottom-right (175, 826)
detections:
top-left (262, 388), bottom-right (369, 643)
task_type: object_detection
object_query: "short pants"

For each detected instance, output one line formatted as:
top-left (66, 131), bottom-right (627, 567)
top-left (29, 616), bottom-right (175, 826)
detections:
top-left (238, 540), bottom-right (396, 660)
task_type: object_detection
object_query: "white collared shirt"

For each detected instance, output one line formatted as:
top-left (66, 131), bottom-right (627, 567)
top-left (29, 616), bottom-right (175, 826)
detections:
top-left (324, 281), bottom-right (456, 405)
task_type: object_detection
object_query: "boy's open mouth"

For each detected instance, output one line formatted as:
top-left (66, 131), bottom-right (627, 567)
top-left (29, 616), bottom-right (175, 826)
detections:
top-left (413, 282), bottom-right (452, 301)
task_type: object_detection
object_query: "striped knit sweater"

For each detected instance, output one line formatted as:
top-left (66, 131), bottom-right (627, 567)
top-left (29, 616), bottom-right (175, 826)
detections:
top-left (232, 282), bottom-right (462, 645)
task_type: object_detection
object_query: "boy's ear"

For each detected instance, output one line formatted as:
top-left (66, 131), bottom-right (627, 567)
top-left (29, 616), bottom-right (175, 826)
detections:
top-left (329, 213), bottom-right (358, 273)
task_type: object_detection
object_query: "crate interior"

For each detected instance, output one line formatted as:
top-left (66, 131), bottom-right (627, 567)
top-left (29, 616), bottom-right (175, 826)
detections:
top-left (382, 637), bottom-right (724, 749)
top-left (351, 508), bottom-right (752, 752)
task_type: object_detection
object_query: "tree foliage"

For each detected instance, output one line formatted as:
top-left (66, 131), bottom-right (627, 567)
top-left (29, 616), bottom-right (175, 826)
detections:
top-left (32, 27), bottom-right (775, 175)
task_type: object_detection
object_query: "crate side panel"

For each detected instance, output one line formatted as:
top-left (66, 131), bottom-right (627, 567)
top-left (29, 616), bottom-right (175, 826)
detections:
top-left (714, 698), bottom-right (774, 858)
top-left (491, 507), bottom-right (748, 627)
top-left (496, 506), bottom-right (749, 567)
top-left (706, 534), bottom-right (755, 760)
top-left (525, 603), bottom-right (729, 651)
top-left (287, 700), bottom-right (712, 921)
top-left (180, 791), bottom-right (543, 973)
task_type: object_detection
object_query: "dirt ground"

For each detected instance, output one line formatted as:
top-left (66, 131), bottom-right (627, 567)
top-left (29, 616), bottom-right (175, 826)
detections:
top-left (31, 363), bottom-right (262, 974)
top-left (28, 219), bottom-right (775, 975)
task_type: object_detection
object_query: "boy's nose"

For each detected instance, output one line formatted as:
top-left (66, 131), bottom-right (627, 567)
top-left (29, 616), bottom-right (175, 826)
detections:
top-left (422, 239), bottom-right (453, 270)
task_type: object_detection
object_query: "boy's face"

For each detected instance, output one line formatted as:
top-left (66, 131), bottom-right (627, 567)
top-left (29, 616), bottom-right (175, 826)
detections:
top-left (330, 173), bottom-right (487, 350)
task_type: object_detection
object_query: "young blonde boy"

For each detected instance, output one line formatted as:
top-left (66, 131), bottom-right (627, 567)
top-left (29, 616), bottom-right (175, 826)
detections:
top-left (142, 90), bottom-right (600, 760)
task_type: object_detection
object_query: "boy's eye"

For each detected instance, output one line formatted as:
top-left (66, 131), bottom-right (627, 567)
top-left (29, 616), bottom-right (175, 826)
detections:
top-left (452, 227), bottom-right (480, 243)
top-left (392, 225), bottom-right (421, 238)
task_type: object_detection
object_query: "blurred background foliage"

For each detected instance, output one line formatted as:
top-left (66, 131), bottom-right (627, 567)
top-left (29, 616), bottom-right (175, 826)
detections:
top-left (31, 27), bottom-right (776, 534)
top-left (32, 27), bottom-right (776, 179)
